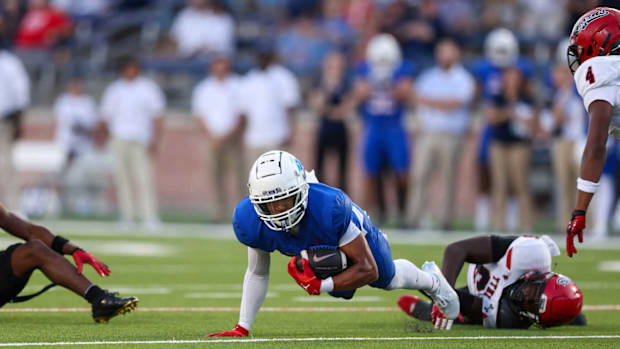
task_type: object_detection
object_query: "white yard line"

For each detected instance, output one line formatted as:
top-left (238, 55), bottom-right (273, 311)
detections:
top-left (1, 305), bottom-right (618, 312)
top-left (1, 335), bottom-right (620, 347)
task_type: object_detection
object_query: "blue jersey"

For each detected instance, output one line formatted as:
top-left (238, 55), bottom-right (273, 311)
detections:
top-left (471, 57), bottom-right (534, 100)
top-left (355, 61), bottom-right (414, 130)
top-left (233, 182), bottom-right (396, 289)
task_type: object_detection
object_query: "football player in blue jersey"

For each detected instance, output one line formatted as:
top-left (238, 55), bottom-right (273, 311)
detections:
top-left (471, 28), bottom-right (535, 231)
top-left (353, 33), bottom-right (413, 226)
top-left (206, 151), bottom-right (460, 337)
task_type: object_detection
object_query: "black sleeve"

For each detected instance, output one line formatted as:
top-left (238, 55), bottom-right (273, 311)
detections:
top-left (490, 235), bottom-right (518, 263)
top-left (455, 287), bottom-right (483, 325)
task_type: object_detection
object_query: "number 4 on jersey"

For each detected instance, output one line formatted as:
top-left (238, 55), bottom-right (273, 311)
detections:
top-left (586, 66), bottom-right (596, 84)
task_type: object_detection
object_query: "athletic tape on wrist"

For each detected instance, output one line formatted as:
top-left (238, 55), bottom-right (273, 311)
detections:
top-left (577, 177), bottom-right (599, 193)
top-left (320, 277), bottom-right (334, 293)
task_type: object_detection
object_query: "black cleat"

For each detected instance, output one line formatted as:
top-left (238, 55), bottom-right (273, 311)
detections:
top-left (91, 290), bottom-right (139, 323)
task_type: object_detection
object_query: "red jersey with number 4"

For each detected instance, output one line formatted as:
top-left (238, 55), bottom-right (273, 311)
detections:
top-left (574, 56), bottom-right (620, 139)
top-left (466, 236), bottom-right (560, 328)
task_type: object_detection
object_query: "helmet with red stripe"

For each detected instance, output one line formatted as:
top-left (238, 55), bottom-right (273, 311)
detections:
top-left (507, 271), bottom-right (583, 327)
top-left (567, 7), bottom-right (620, 73)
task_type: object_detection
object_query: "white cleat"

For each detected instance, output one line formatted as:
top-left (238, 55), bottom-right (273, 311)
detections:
top-left (422, 261), bottom-right (460, 320)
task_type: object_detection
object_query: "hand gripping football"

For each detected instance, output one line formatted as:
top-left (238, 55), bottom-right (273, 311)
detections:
top-left (295, 246), bottom-right (351, 279)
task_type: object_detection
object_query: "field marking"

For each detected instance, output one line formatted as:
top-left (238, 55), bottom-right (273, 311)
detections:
top-left (292, 296), bottom-right (382, 303)
top-left (1, 335), bottom-right (620, 347)
top-left (599, 260), bottom-right (620, 272)
top-left (2, 305), bottom-right (619, 313)
top-left (184, 292), bottom-right (279, 299)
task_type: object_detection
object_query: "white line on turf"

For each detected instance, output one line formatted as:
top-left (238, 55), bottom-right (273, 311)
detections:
top-left (292, 296), bottom-right (382, 303)
top-left (1, 335), bottom-right (620, 346)
top-left (1, 305), bottom-right (618, 312)
top-left (184, 292), bottom-right (279, 299)
top-left (599, 260), bottom-right (620, 272)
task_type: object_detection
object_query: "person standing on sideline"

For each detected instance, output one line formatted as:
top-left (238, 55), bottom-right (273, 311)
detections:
top-left (54, 75), bottom-right (98, 167)
top-left (0, 35), bottom-right (30, 213)
top-left (192, 56), bottom-right (245, 222)
top-left (352, 33), bottom-right (413, 226)
top-left (99, 56), bottom-right (165, 231)
top-left (487, 68), bottom-right (534, 233)
top-left (408, 38), bottom-right (475, 230)
top-left (309, 51), bottom-right (351, 192)
top-left (238, 42), bottom-right (301, 171)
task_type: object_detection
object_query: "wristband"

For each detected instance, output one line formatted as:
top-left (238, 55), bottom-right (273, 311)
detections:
top-left (320, 277), bottom-right (334, 293)
top-left (51, 236), bottom-right (69, 255)
top-left (577, 177), bottom-right (599, 193)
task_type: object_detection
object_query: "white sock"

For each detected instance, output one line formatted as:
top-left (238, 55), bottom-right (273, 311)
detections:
top-left (475, 196), bottom-right (489, 231)
top-left (386, 259), bottom-right (436, 292)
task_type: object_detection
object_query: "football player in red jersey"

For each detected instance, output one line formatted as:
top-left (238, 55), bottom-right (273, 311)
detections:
top-left (566, 7), bottom-right (620, 256)
top-left (0, 204), bottom-right (138, 322)
top-left (398, 235), bottom-right (585, 329)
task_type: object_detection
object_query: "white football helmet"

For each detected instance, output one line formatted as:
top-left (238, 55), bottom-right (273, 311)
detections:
top-left (366, 33), bottom-right (402, 82)
top-left (248, 150), bottom-right (309, 231)
top-left (484, 28), bottom-right (519, 68)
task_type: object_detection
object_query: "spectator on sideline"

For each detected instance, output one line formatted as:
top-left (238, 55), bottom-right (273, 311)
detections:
top-left (487, 68), bottom-right (534, 233)
top-left (99, 56), bottom-right (165, 231)
top-left (471, 28), bottom-right (535, 232)
top-left (53, 75), bottom-right (102, 214)
top-left (309, 51), bottom-right (351, 192)
top-left (353, 33), bottom-right (413, 226)
top-left (238, 42), bottom-right (301, 172)
top-left (54, 75), bottom-right (98, 167)
top-left (192, 56), bottom-right (245, 222)
top-left (14, 0), bottom-right (72, 49)
top-left (0, 39), bottom-right (30, 213)
top-left (169, 0), bottom-right (235, 59)
top-left (408, 38), bottom-right (475, 231)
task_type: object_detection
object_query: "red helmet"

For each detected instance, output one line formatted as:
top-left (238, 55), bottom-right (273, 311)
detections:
top-left (538, 273), bottom-right (583, 326)
top-left (508, 272), bottom-right (583, 327)
top-left (567, 7), bottom-right (620, 73)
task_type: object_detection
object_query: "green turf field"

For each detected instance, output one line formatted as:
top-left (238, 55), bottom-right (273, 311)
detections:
top-left (0, 223), bottom-right (619, 348)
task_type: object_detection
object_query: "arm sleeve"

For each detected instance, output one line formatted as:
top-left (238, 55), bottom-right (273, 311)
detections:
top-left (238, 247), bottom-right (270, 330)
top-left (582, 85), bottom-right (616, 111)
top-left (490, 235), bottom-right (518, 262)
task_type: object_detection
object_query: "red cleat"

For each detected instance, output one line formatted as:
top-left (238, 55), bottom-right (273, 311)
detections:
top-left (398, 295), bottom-right (420, 317)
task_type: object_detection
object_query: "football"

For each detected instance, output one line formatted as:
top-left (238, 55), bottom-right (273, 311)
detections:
top-left (295, 246), bottom-right (351, 279)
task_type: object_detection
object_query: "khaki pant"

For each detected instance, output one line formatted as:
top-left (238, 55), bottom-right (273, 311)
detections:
top-left (207, 137), bottom-right (246, 221)
top-left (408, 132), bottom-right (464, 227)
top-left (552, 139), bottom-right (578, 229)
top-left (490, 142), bottom-right (532, 231)
top-left (0, 120), bottom-right (18, 211)
top-left (112, 138), bottom-right (158, 223)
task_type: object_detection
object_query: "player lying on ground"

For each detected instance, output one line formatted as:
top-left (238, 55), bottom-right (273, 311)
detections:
top-left (398, 235), bottom-right (585, 328)
top-left (566, 7), bottom-right (620, 256)
top-left (0, 204), bottom-right (138, 322)
top-left (206, 151), bottom-right (460, 337)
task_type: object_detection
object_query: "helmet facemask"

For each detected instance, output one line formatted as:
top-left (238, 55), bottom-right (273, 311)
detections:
top-left (507, 271), bottom-right (550, 324)
top-left (250, 182), bottom-right (309, 231)
top-left (566, 43), bottom-right (583, 74)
